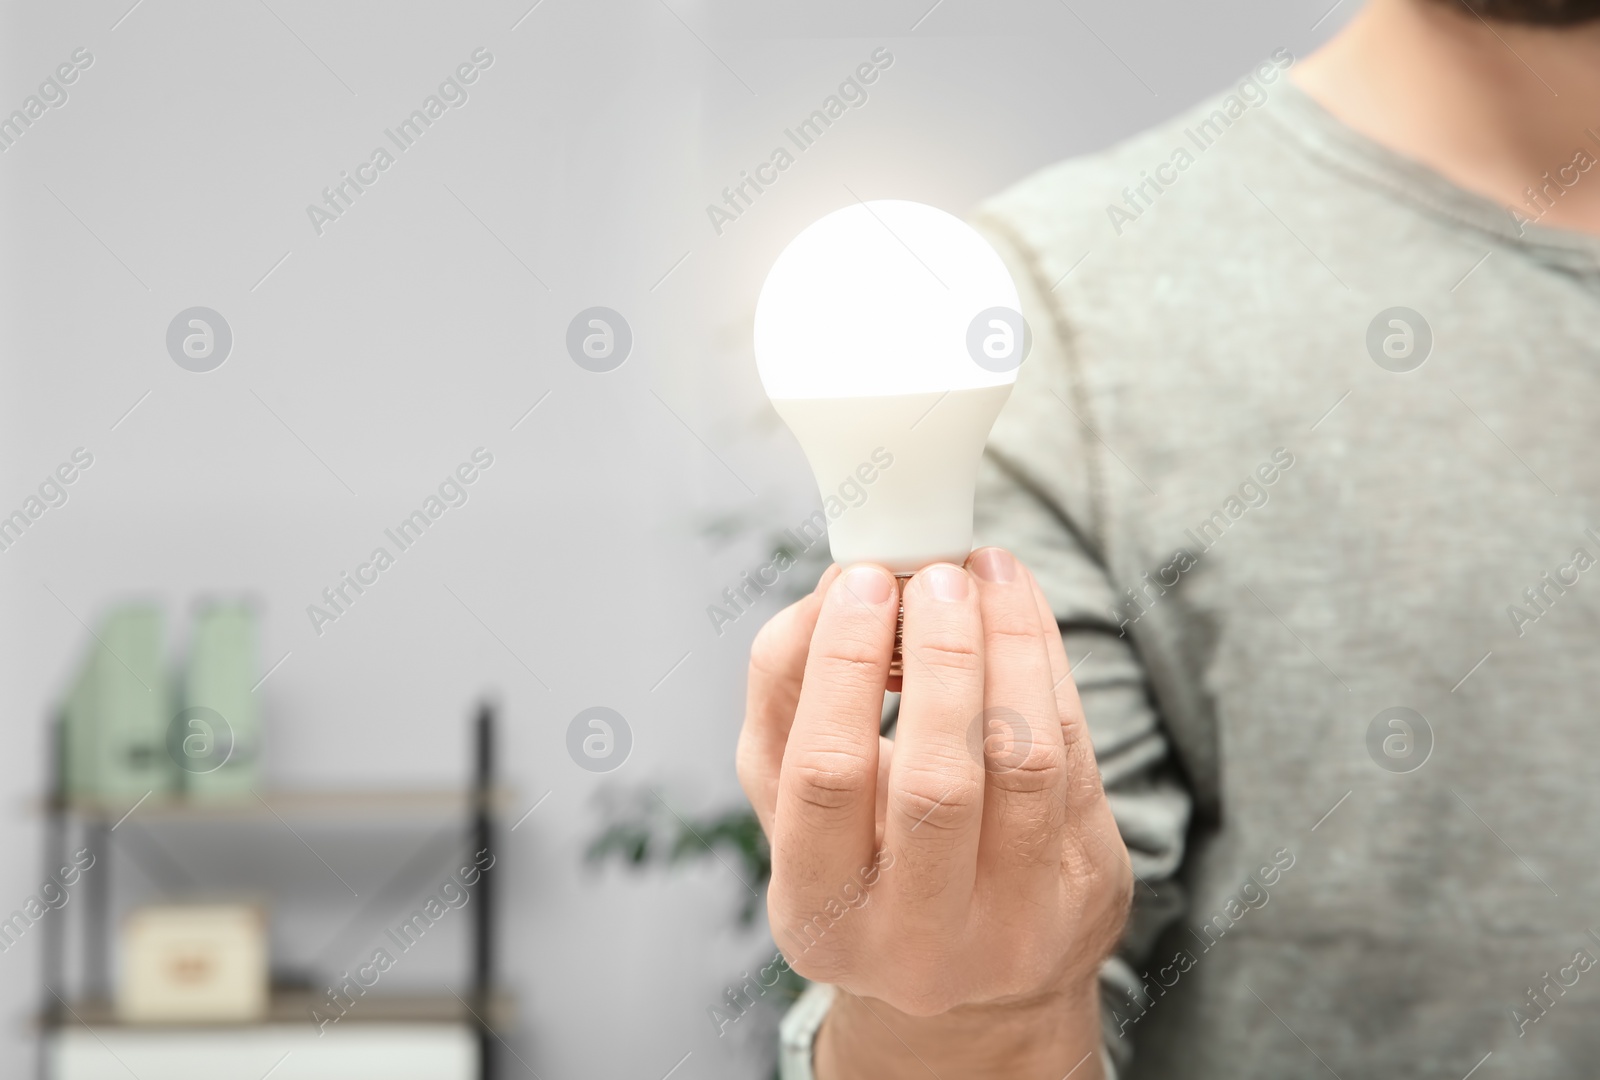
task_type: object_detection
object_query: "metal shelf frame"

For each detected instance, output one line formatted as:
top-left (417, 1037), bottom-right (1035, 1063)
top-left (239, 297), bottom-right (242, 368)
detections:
top-left (38, 701), bottom-right (505, 1080)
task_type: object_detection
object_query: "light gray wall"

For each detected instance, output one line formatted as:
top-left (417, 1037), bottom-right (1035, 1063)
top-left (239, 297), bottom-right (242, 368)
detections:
top-left (0, 0), bottom-right (1352, 1075)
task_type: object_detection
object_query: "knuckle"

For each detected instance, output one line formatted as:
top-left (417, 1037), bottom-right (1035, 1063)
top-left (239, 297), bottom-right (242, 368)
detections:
top-left (1109, 857), bottom-right (1135, 918)
top-left (734, 738), bottom-right (755, 792)
top-left (766, 894), bottom-right (860, 984)
top-left (810, 622), bottom-right (890, 679)
top-left (785, 747), bottom-right (874, 812)
top-left (906, 634), bottom-right (983, 678)
top-left (809, 652), bottom-right (886, 694)
top-left (766, 901), bottom-right (845, 976)
top-left (1074, 855), bottom-right (1135, 961)
top-left (1061, 736), bottom-right (1108, 799)
top-left (1066, 821), bottom-right (1134, 927)
top-left (902, 602), bottom-right (982, 676)
top-left (734, 735), bottom-right (768, 802)
top-left (1056, 695), bottom-right (1090, 744)
top-left (986, 738), bottom-right (1067, 793)
top-left (890, 769), bottom-right (982, 833)
top-left (983, 603), bottom-right (1045, 647)
top-left (749, 609), bottom-right (804, 680)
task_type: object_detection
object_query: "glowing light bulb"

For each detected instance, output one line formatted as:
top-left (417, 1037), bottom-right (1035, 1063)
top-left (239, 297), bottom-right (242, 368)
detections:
top-left (755, 199), bottom-right (1024, 576)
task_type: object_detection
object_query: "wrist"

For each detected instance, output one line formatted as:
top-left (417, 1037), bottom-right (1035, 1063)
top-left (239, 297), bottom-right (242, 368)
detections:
top-left (814, 978), bottom-right (1104, 1080)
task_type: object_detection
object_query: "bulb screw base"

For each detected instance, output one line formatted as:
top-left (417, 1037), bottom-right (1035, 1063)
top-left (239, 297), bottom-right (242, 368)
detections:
top-left (889, 573), bottom-right (913, 679)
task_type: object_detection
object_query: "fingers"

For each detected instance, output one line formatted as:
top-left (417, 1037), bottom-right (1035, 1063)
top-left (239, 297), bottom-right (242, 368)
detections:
top-left (881, 563), bottom-right (987, 931)
top-left (965, 548), bottom-right (1068, 894)
top-left (738, 565), bottom-right (840, 835)
top-left (874, 734), bottom-right (894, 849)
top-left (1021, 564), bottom-right (1104, 811)
top-left (1020, 563), bottom-right (1073, 718)
top-left (770, 564), bottom-right (895, 943)
top-left (1021, 565), bottom-right (1129, 930)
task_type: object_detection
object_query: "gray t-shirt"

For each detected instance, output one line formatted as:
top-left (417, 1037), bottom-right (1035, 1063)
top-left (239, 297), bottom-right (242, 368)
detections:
top-left (780, 61), bottom-right (1600, 1079)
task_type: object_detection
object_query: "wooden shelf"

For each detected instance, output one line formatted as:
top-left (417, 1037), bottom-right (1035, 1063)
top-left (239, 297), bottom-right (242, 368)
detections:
top-left (43, 988), bottom-right (515, 1032)
top-left (40, 705), bottom-right (507, 1080)
top-left (50, 788), bottom-right (514, 824)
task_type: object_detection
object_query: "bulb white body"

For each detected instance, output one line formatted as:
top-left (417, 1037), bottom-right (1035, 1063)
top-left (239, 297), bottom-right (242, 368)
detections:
top-left (755, 200), bottom-right (1023, 574)
top-left (774, 385), bottom-right (1013, 572)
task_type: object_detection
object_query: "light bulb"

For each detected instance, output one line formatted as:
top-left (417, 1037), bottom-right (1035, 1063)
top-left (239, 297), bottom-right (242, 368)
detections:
top-left (755, 199), bottom-right (1024, 575)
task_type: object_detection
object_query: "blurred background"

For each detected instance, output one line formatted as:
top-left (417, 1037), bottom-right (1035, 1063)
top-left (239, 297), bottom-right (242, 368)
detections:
top-left (0, 0), bottom-right (1351, 1076)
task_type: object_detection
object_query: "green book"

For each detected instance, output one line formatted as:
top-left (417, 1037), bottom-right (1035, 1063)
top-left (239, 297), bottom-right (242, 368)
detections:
top-left (64, 604), bottom-right (175, 802)
top-left (180, 601), bottom-right (261, 797)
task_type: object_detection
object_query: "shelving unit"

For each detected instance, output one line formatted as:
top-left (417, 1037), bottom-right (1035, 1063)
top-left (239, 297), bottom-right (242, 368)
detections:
top-left (38, 703), bottom-right (510, 1080)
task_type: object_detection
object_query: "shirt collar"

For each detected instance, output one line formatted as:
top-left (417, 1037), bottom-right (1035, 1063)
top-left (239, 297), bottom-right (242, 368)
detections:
top-left (1263, 76), bottom-right (1600, 278)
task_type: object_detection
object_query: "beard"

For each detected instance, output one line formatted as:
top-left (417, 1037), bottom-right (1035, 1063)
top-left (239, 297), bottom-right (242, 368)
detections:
top-left (1443, 0), bottom-right (1600, 22)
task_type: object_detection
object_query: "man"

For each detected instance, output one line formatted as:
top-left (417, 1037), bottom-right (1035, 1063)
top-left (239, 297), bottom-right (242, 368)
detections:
top-left (738, 0), bottom-right (1600, 1076)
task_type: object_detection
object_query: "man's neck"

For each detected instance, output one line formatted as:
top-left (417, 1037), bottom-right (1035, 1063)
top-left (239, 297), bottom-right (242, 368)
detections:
top-left (1294, 0), bottom-right (1600, 236)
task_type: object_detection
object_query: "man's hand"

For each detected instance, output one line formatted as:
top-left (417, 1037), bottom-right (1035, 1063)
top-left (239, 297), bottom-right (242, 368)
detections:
top-left (737, 549), bottom-right (1133, 1079)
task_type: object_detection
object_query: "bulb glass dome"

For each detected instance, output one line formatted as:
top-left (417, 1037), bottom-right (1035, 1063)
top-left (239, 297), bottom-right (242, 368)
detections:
top-left (755, 200), bottom-right (1021, 400)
